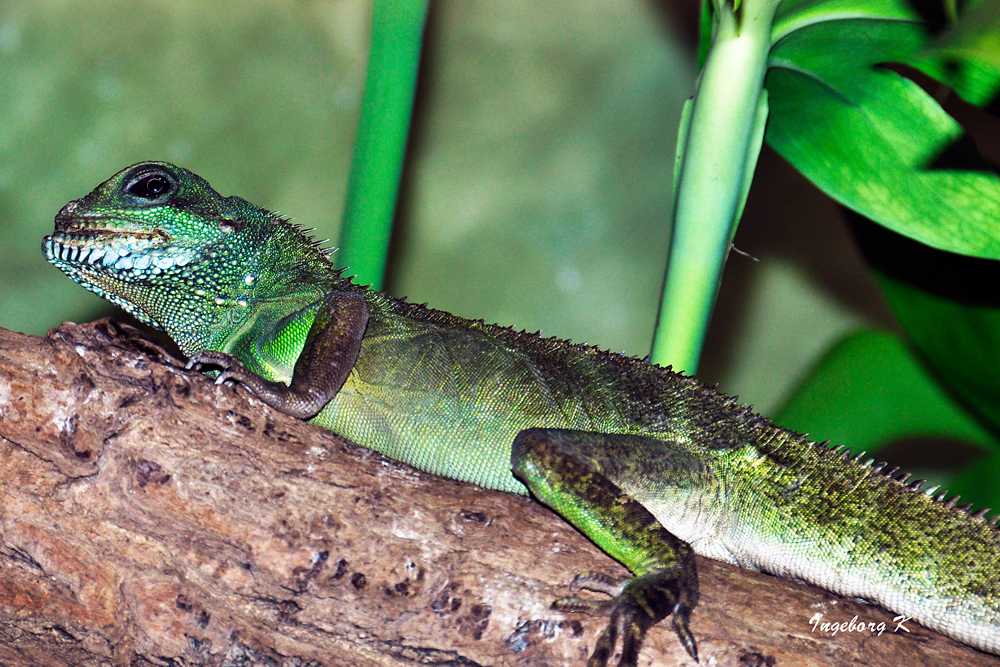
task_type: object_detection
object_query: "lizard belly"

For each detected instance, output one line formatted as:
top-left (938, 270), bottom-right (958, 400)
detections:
top-left (310, 320), bottom-right (613, 494)
top-left (312, 370), bottom-right (535, 494)
top-left (635, 492), bottom-right (741, 567)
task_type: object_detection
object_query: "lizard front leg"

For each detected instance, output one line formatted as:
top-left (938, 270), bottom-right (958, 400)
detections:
top-left (188, 291), bottom-right (369, 419)
top-left (511, 428), bottom-right (700, 667)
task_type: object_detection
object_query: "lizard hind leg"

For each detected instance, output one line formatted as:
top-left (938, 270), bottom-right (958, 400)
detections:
top-left (510, 428), bottom-right (700, 666)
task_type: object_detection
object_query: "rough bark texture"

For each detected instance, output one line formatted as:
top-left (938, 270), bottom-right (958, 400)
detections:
top-left (0, 319), bottom-right (996, 667)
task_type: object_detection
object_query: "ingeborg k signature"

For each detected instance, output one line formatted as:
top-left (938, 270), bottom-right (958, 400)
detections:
top-left (809, 612), bottom-right (912, 638)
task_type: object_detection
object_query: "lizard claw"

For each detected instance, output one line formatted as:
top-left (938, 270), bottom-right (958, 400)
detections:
top-left (186, 350), bottom-right (238, 371)
top-left (216, 368), bottom-right (246, 385)
top-left (554, 568), bottom-right (699, 667)
top-left (187, 351), bottom-right (254, 382)
top-left (570, 571), bottom-right (626, 597)
top-left (185, 351), bottom-right (257, 388)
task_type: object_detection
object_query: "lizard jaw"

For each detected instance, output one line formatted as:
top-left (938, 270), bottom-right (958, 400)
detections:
top-left (42, 229), bottom-right (196, 276)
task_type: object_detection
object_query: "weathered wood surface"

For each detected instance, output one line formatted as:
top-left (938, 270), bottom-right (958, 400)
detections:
top-left (0, 319), bottom-right (995, 667)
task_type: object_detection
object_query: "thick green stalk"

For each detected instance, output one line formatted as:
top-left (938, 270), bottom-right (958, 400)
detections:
top-left (651, 0), bottom-right (777, 373)
top-left (338, 0), bottom-right (429, 289)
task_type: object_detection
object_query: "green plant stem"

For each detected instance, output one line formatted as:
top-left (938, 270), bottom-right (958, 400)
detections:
top-left (338, 0), bottom-right (429, 289)
top-left (651, 0), bottom-right (777, 373)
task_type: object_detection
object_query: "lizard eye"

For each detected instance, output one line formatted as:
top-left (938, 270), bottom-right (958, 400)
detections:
top-left (125, 172), bottom-right (174, 202)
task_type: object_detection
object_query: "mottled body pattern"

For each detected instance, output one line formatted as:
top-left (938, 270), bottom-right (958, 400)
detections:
top-left (44, 163), bottom-right (1000, 664)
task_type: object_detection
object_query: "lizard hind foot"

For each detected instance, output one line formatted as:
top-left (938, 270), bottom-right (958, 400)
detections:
top-left (554, 569), bottom-right (699, 667)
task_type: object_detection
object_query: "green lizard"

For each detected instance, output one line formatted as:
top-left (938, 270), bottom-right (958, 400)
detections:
top-left (43, 161), bottom-right (1000, 665)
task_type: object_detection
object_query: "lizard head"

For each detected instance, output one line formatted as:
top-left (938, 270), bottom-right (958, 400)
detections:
top-left (42, 161), bottom-right (282, 336)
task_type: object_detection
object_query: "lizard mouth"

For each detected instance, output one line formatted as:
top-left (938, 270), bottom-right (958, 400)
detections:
top-left (43, 220), bottom-right (194, 274)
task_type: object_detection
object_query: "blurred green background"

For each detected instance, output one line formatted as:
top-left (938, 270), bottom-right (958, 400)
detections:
top-left (0, 0), bottom-right (891, 418)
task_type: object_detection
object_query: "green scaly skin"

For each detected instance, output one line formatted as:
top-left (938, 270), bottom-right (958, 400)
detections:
top-left (43, 162), bottom-right (1000, 664)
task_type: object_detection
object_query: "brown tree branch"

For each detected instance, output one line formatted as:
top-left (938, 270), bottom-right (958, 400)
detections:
top-left (0, 320), bottom-right (993, 667)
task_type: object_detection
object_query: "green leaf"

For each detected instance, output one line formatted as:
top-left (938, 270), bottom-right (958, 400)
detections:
top-left (851, 216), bottom-right (1000, 438)
top-left (879, 273), bottom-right (1000, 433)
top-left (912, 0), bottom-right (1000, 105)
top-left (765, 3), bottom-right (1000, 259)
top-left (777, 329), bottom-right (997, 454)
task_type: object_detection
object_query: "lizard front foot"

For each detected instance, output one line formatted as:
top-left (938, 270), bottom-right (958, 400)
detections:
top-left (554, 568), bottom-right (699, 667)
top-left (186, 350), bottom-right (314, 417)
top-left (186, 350), bottom-right (255, 386)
